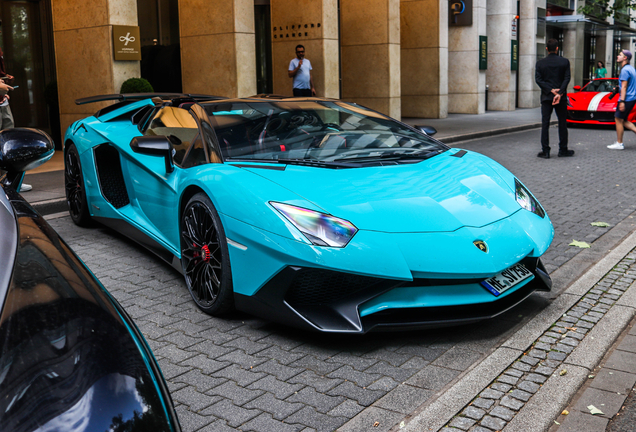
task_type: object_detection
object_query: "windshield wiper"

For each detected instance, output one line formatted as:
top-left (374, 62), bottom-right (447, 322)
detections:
top-left (226, 157), bottom-right (357, 169)
top-left (275, 158), bottom-right (358, 168)
top-left (333, 149), bottom-right (444, 162)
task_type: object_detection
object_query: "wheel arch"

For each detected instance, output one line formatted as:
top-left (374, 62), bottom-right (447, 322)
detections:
top-left (64, 139), bottom-right (75, 155)
top-left (179, 185), bottom-right (207, 220)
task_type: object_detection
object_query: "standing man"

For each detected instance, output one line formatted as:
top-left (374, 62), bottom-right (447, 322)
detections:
top-left (608, 50), bottom-right (636, 150)
top-left (0, 20), bottom-right (14, 131)
top-left (288, 44), bottom-right (315, 97)
top-left (0, 19), bottom-right (30, 192)
top-left (535, 38), bottom-right (574, 158)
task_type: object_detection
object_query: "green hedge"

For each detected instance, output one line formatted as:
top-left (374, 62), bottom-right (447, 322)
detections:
top-left (120, 77), bottom-right (154, 94)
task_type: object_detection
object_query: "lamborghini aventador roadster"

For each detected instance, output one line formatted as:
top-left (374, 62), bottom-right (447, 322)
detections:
top-left (64, 94), bottom-right (554, 333)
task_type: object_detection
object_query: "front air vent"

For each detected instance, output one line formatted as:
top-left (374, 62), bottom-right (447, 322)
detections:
top-left (94, 144), bottom-right (130, 209)
top-left (285, 268), bottom-right (384, 306)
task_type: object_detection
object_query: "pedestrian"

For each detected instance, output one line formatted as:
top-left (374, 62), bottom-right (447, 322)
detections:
top-left (535, 38), bottom-right (574, 158)
top-left (288, 44), bottom-right (315, 97)
top-left (0, 77), bottom-right (14, 130)
top-left (608, 50), bottom-right (636, 150)
top-left (0, 18), bottom-right (31, 191)
top-left (596, 61), bottom-right (607, 79)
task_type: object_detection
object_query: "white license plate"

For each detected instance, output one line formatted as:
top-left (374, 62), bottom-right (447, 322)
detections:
top-left (480, 263), bottom-right (533, 297)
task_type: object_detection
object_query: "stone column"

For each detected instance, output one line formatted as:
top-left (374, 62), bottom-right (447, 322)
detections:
top-left (341, 0), bottom-right (401, 118)
top-left (180, 0), bottom-right (256, 98)
top-left (401, 0), bottom-right (448, 118)
top-left (563, 23), bottom-right (585, 90)
top-left (604, 30), bottom-right (614, 77)
top-left (518, 0), bottom-right (538, 107)
top-left (448, 0), bottom-right (487, 114)
top-left (52, 0), bottom-right (140, 134)
top-left (270, 0), bottom-right (339, 98)
top-left (486, 0), bottom-right (516, 110)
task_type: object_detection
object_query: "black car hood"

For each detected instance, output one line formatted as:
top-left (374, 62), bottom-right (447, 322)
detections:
top-left (0, 187), bottom-right (17, 305)
top-left (0, 187), bottom-right (179, 432)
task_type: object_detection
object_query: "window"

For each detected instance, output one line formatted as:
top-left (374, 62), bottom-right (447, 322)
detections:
top-left (144, 107), bottom-right (199, 166)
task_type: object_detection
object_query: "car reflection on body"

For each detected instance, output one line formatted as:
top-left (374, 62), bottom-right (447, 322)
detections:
top-left (0, 128), bottom-right (180, 431)
top-left (63, 94), bottom-right (554, 334)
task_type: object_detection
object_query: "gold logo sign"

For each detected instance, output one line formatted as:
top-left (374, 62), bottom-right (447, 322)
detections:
top-left (113, 25), bottom-right (141, 61)
top-left (473, 240), bottom-right (488, 253)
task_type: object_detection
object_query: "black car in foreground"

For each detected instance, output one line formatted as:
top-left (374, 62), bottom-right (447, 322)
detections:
top-left (0, 128), bottom-right (180, 431)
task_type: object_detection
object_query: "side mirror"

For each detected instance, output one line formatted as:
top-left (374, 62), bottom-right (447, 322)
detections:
top-left (130, 136), bottom-right (174, 173)
top-left (415, 125), bottom-right (437, 136)
top-left (0, 128), bottom-right (54, 190)
top-left (573, 85), bottom-right (581, 91)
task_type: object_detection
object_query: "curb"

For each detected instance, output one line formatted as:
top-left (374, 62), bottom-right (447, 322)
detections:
top-left (32, 198), bottom-right (67, 216)
top-left (401, 228), bottom-right (636, 432)
top-left (441, 120), bottom-right (557, 145)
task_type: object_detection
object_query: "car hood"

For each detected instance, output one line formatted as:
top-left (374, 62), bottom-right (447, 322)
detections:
top-left (243, 151), bottom-right (522, 233)
top-left (0, 188), bottom-right (179, 432)
top-left (568, 91), bottom-right (616, 111)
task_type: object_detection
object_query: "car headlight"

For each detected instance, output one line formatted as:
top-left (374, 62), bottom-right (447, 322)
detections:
top-left (270, 202), bottom-right (358, 247)
top-left (515, 179), bottom-right (545, 218)
top-left (567, 96), bottom-right (573, 107)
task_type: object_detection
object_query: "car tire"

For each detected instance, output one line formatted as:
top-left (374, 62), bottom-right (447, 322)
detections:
top-left (180, 192), bottom-right (234, 315)
top-left (64, 143), bottom-right (93, 227)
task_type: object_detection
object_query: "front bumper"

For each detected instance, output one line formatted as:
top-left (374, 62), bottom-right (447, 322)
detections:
top-left (234, 257), bottom-right (551, 333)
top-left (224, 206), bottom-right (553, 333)
top-left (567, 109), bottom-right (616, 123)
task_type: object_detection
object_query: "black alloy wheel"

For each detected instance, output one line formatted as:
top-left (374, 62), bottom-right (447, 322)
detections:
top-left (64, 143), bottom-right (92, 226)
top-left (181, 192), bottom-right (233, 315)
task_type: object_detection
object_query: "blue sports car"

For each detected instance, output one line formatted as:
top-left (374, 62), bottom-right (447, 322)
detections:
top-left (64, 94), bottom-right (553, 333)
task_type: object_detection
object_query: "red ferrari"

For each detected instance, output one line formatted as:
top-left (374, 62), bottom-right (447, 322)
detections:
top-left (566, 78), bottom-right (636, 125)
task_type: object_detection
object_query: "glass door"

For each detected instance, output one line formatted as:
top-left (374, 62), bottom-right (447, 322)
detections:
top-left (1, 0), bottom-right (55, 138)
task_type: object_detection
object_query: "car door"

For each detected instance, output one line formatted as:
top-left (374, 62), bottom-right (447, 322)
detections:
top-left (121, 106), bottom-right (203, 254)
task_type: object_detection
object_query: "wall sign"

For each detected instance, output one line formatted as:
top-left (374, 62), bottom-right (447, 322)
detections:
top-left (479, 36), bottom-right (487, 70)
top-left (113, 25), bottom-right (141, 61)
top-left (449, 0), bottom-right (473, 26)
top-left (511, 40), bottom-right (519, 71)
top-left (272, 23), bottom-right (321, 39)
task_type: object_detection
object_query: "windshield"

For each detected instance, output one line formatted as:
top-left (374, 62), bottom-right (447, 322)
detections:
top-left (203, 100), bottom-right (446, 162)
top-left (583, 79), bottom-right (615, 92)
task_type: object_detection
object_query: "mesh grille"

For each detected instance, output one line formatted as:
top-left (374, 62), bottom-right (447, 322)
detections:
top-left (568, 110), bottom-right (615, 121)
top-left (95, 145), bottom-right (130, 209)
top-left (285, 269), bottom-right (383, 306)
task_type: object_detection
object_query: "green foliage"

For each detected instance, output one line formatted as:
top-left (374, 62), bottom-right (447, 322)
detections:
top-left (120, 77), bottom-right (154, 94)
top-left (578, 0), bottom-right (631, 22)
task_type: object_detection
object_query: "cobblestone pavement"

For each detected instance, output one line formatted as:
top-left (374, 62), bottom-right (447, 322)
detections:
top-left (442, 248), bottom-right (636, 431)
top-left (48, 125), bottom-right (636, 431)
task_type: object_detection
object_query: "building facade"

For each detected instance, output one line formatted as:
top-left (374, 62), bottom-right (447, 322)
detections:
top-left (1, 0), bottom-right (634, 143)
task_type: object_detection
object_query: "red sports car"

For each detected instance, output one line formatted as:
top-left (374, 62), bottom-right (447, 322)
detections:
top-left (566, 78), bottom-right (636, 125)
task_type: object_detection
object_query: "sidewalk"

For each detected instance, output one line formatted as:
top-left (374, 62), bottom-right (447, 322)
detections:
top-left (402, 107), bottom-right (550, 143)
top-left (401, 230), bottom-right (636, 432)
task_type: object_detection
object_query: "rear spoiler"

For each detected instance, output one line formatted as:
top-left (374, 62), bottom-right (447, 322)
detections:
top-left (76, 93), bottom-right (226, 105)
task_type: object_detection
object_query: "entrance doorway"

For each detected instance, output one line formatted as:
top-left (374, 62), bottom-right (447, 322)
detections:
top-left (1, 0), bottom-right (57, 143)
top-left (137, 0), bottom-right (181, 93)
top-left (254, 1), bottom-right (272, 94)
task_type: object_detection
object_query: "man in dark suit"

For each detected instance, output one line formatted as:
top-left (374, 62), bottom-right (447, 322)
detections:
top-left (535, 39), bottom-right (574, 158)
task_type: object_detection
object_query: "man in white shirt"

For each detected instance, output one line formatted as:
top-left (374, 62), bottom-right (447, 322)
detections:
top-left (288, 44), bottom-right (315, 97)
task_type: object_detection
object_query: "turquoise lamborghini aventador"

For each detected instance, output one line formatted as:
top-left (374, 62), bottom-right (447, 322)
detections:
top-left (64, 94), bottom-right (553, 333)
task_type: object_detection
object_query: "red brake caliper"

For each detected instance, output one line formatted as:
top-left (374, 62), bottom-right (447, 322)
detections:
top-left (201, 244), bottom-right (211, 262)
